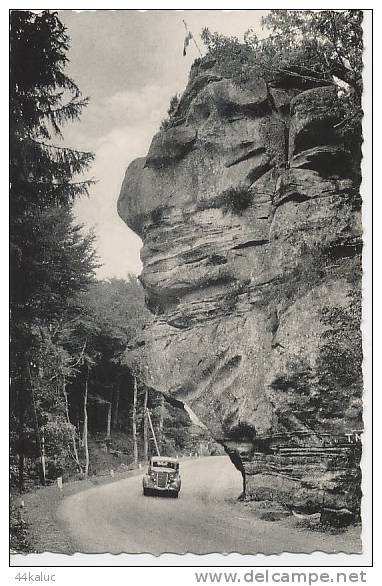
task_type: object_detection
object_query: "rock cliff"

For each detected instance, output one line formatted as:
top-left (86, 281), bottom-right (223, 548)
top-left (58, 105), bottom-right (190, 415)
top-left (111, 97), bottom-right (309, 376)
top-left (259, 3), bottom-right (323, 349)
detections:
top-left (118, 57), bottom-right (363, 523)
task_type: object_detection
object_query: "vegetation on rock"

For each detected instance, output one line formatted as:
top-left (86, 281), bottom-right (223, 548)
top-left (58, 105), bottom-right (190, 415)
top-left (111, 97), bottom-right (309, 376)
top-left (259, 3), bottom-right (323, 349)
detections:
top-left (200, 10), bottom-right (363, 156)
top-left (160, 93), bottom-right (181, 130)
top-left (197, 186), bottom-right (253, 215)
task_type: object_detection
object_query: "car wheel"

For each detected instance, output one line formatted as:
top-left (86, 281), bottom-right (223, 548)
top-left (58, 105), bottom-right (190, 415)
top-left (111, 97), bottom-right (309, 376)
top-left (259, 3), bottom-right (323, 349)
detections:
top-left (143, 488), bottom-right (150, 496)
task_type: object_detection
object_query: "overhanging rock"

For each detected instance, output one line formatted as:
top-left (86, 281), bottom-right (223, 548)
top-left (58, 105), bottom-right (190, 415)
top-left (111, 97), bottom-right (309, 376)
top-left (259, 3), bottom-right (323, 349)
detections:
top-left (118, 57), bottom-right (363, 522)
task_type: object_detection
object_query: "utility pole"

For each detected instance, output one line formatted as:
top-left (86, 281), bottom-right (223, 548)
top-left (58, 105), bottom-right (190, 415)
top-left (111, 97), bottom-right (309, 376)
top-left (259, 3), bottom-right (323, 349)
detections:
top-left (158, 394), bottom-right (165, 450)
top-left (146, 409), bottom-right (160, 456)
top-left (132, 376), bottom-right (138, 465)
top-left (143, 389), bottom-right (148, 460)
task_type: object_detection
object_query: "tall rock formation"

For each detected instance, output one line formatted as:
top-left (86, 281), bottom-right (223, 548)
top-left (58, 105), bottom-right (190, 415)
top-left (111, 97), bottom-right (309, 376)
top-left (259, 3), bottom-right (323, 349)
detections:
top-left (118, 57), bottom-right (363, 522)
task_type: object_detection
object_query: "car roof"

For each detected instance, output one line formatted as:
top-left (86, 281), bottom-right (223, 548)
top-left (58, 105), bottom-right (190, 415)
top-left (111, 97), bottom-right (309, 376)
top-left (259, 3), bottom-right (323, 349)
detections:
top-left (151, 456), bottom-right (178, 463)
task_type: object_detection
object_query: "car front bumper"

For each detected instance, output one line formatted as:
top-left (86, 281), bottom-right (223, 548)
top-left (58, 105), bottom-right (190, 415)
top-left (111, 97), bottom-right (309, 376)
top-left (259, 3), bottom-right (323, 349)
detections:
top-left (143, 478), bottom-right (180, 492)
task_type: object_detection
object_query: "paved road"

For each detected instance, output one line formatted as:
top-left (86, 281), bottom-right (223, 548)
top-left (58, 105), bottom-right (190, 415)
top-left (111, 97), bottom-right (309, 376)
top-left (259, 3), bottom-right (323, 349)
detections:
top-left (57, 456), bottom-right (360, 555)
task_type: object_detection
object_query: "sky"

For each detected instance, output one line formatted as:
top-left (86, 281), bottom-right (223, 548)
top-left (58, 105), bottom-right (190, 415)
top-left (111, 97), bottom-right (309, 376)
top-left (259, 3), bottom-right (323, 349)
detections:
top-left (59, 10), bottom-right (267, 279)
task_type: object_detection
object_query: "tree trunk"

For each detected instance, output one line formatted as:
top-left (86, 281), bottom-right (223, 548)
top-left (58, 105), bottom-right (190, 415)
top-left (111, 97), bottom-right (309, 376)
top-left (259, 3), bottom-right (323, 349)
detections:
top-left (143, 388), bottom-right (148, 460)
top-left (112, 377), bottom-right (120, 430)
top-left (158, 394), bottom-right (165, 450)
top-left (132, 376), bottom-right (138, 465)
top-left (63, 379), bottom-right (82, 473)
top-left (106, 402), bottom-right (112, 439)
top-left (27, 360), bottom-right (45, 485)
top-left (83, 370), bottom-right (90, 477)
top-left (41, 430), bottom-right (47, 483)
top-left (77, 410), bottom-right (81, 443)
top-left (17, 376), bottom-right (25, 491)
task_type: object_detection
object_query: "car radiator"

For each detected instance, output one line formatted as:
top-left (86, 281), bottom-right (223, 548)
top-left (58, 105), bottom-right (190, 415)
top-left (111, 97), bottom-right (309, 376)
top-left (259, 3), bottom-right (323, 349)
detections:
top-left (156, 471), bottom-right (168, 488)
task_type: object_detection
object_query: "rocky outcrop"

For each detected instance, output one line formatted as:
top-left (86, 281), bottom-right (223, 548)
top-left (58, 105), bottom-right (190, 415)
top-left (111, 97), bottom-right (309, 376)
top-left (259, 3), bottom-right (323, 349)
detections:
top-left (118, 58), bottom-right (362, 522)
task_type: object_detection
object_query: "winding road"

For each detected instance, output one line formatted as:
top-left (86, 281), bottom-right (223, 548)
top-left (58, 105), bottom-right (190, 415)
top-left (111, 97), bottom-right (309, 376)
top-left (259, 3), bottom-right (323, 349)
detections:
top-left (57, 456), bottom-right (361, 555)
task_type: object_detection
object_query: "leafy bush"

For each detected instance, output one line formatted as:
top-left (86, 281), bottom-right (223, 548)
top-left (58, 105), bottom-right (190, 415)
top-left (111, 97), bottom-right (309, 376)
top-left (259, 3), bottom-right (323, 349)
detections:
top-left (197, 186), bottom-right (253, 215)
top-left (200, 28), bottom-right (254, 85)
top-left (220, 187), bottom-right (253, 214)
top-left (160, 93), bottom-right (180, 130)
top-left (200, 11), bottom-right (363, 155)
top-left (201, 11), bottom-right (362, 91)
top-left (10, 497), bottom-right (31, 553)
top-left (317, 290), bottom-right (362, 403)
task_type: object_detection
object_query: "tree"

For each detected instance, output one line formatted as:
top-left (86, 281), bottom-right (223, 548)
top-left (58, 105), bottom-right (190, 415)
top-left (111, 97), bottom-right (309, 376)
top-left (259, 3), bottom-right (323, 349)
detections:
top-left (201, 10), bottom-right (363, 151)
top-left (52, 277), bottom-right (152, 471)
top-left (10, 10), bottom-right (95, 315)
top-left (82, 363), bottom-right (90, 477)
top-left (12, 207), bottom-right (97, 322)
top-left (257, 10), bottom-right (363, 94)
top-left (10, 10), bottom-right (97, 490)
top-left (201, 10), bottom-right (362, 92)
top-left (72, 276), bottom-right (151, 424)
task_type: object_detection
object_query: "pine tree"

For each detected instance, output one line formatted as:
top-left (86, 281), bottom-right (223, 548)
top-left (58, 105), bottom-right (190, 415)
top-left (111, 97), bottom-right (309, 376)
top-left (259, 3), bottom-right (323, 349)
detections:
top-left (10, 10), bottom-right (97, 490)
top-left (10, 10), bottom-right (95, 312)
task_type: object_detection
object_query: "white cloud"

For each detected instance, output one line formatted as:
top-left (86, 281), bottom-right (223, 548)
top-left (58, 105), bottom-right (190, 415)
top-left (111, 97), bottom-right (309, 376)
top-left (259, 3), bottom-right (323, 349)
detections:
top-left (61, 10), bottom-right (267, 280)
top-left (72, 97), bottom-right (169, 279)
top-left (67, 81), bottom-right (186, 279)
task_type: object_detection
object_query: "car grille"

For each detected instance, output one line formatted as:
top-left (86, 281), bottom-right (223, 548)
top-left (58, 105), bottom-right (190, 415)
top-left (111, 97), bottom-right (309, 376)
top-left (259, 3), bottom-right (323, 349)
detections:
top-left (156, 471), bottom-right (168, 488)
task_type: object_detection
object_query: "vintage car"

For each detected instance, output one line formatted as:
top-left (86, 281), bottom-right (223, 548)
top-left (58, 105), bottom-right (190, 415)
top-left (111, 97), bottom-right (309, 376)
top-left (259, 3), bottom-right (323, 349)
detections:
top-left (142, 456), bottom-right (181, 497)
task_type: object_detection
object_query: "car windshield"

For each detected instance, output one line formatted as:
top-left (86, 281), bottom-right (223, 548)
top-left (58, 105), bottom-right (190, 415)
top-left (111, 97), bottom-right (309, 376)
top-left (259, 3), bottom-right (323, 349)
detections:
top-left (151, 460), bottom-right (178, 470)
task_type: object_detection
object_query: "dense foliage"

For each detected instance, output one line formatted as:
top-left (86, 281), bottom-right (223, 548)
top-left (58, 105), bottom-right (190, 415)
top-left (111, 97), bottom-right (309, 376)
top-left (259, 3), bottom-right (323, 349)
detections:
top-left (316, 290), bottom-right (363, 429)
top-left (200, 10), bottom-right (363, 154)
top-left (10, 12), bottom-right (204, 498)
top-left (201, 10), bottom-right (362, 91)
top-left (10, 10), bottom-right (99, 490)
top-left (10, 13), bottom-right (199, 495)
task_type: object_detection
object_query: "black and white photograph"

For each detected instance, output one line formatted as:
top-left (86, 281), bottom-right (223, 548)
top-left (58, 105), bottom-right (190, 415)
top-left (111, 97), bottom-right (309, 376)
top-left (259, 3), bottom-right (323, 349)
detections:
top-left (8, 6), bottom-right (373, 568)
